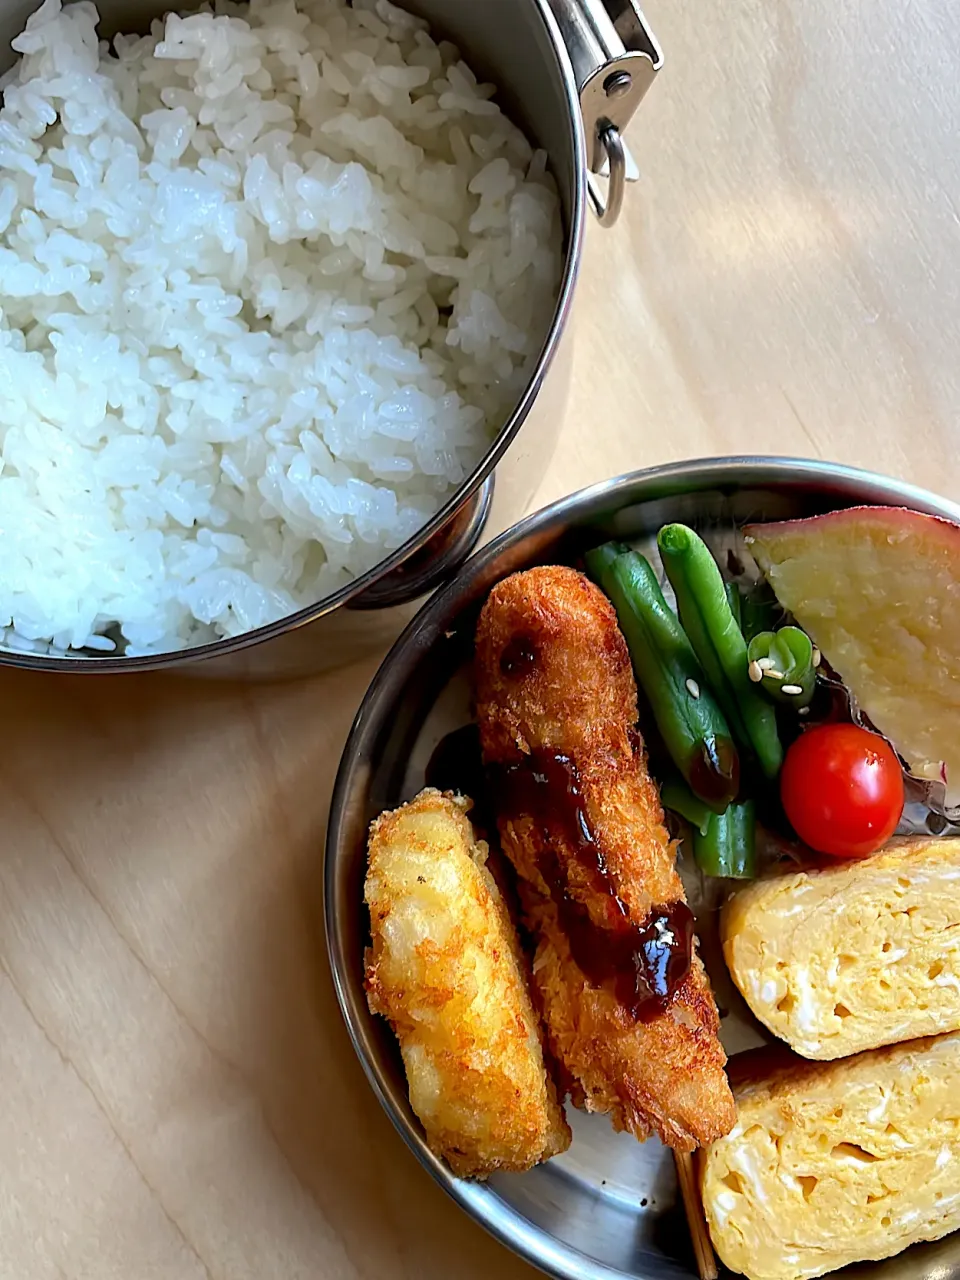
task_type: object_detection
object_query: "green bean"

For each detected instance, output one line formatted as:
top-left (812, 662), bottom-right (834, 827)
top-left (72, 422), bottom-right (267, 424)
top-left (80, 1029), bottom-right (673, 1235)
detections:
top-left (659, 778), bottom-right (712, 836)
top-left (584, 543), bottom-right (739, 812)
top-left (657, 524), bottom-right (783, 780)
top-left (724, 581), bottom-right (742, 630)
top-left (747, 627), bottom-right (817, 707)
top-left (583, 540), bottom-right (631, 579)
top-left (693, 800), bottom-right (757, 879)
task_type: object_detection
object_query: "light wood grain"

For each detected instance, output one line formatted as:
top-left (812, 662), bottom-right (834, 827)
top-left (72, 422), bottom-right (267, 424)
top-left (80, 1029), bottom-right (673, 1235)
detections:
top-left (2, 2), bottom-right (959, 1276)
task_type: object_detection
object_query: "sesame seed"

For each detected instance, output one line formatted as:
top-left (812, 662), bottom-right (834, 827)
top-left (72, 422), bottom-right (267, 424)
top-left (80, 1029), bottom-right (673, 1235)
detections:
top-left (812, 647), bottom-right (821, 667)
top-left (766, 669), bottom-right (785, 680)
top-left (757, 657), bottom-right (775, 671)
top-left (748, 660), bottom-right (763, 683)
top-left (781, 683), bottom-right (804, 695)
top-left (685, 678), bottom-right (700, 699)
top-left (798, 706), bottom-right (810, 717)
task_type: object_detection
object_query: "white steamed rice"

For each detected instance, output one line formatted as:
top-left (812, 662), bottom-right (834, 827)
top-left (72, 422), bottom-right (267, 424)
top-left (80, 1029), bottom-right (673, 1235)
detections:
top-left (0, 0), bottom-right (562, 656)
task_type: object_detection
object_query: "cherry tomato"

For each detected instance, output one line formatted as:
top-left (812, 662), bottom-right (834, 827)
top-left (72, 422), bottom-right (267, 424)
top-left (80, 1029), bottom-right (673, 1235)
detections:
top-left (780, 723), bottom-right (904, 858)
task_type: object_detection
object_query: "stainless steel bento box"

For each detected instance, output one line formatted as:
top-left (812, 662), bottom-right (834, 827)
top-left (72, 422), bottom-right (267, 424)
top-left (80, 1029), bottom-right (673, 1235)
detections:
top-left (325, 456), bottom-right (960, 1280)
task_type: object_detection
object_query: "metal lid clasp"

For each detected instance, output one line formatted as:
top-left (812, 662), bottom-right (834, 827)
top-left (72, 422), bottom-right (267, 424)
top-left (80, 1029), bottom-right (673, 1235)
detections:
top-left (548, 0), bottom-right (663, 227)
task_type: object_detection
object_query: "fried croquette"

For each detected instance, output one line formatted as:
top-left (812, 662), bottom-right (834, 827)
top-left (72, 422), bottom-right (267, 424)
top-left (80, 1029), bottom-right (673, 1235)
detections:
top-left (364, 787), bottom-right (571, 1178)
top-left (475, 565), bottom-right (736, 1151)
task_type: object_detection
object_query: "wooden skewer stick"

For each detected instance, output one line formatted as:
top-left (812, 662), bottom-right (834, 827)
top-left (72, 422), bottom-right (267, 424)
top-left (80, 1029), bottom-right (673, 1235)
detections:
top-left (673, 1150), bottom-right (718, 1280)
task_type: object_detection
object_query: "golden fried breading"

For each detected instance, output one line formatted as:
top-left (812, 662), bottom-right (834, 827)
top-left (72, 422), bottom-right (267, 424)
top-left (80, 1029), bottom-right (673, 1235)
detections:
top-left (475, 565), bottom-right (735, 1151)
top-left (701, 1034), bottom-right (960, 1280)
top-left (364, 787), bottom-right (570, 1178)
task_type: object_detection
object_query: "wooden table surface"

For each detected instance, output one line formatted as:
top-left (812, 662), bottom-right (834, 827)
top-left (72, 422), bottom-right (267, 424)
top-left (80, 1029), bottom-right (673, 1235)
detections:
top-left (3, 2), bottom-right (960, 1276)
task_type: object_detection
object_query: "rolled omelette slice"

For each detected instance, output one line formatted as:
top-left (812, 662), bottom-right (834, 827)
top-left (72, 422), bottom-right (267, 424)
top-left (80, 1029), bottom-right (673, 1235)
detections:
top-left (700, 1033), bottom-right (960, 1280)
top-left (723, 837), bottom-right (960, 1059)
top-left (364, 787), bottom-right (571, 1178)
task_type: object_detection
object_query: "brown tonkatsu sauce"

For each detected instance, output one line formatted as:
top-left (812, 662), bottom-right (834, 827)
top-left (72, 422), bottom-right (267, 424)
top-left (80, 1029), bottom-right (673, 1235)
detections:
top-left (688, 736), bottom-right (740, 808)
top-left (425, 723), bottom-right (493, 835)
top-left (494, 748), bottom-right (693, 1022)
top-left (426, 726), bottom-right (694, 1021)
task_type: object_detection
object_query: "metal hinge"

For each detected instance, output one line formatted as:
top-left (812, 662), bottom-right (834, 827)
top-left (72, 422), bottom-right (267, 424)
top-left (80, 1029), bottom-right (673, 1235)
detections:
top-left (548, 0), bottom-right (663, 226)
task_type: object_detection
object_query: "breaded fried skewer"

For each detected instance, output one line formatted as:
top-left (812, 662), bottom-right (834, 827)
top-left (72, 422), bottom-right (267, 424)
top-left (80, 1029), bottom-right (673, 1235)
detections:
top-left (475, 566), bottom-right (736, 1151)
top-left (364, 788), bottom-right (571, 1177)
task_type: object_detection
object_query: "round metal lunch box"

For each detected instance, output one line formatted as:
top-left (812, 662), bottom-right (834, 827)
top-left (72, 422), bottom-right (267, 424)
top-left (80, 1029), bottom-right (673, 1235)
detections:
top-left (0, 0), bottom-right (662, 678)
top-left (325, 457), bottom-right (960, 1280)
